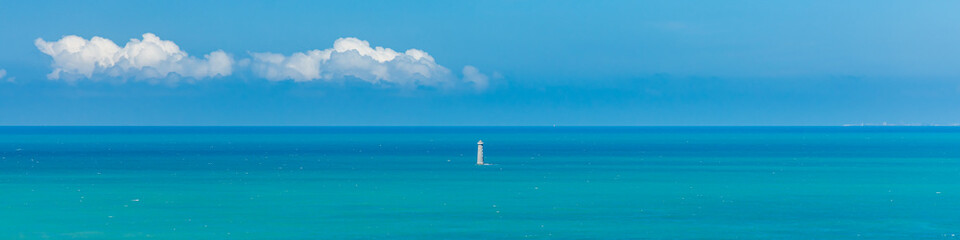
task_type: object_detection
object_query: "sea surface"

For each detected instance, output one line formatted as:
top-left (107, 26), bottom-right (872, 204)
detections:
top-left (1, 127), bottom-right (959, 239)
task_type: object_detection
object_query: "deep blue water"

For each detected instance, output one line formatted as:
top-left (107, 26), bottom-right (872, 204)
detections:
top-left (1, 127), bottom-right (959, 239)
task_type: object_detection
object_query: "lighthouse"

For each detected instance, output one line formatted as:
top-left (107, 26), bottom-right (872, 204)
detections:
top-left (476, 140), bottom-right (484, 165)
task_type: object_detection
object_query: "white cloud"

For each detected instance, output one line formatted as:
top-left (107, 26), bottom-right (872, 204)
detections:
top-left (32, 34), bottom-right (491, 90)
top-left (251, 37), bottom-right (487, 89)
top-left (462, 66), bottom-right (489, 91)
top-left (0, 69), bottom-right (11, 83)
top-left (35, 33), bottom-right (233, 81)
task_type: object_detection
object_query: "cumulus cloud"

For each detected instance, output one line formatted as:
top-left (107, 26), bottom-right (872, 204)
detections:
top-left (250, 37), bottom-right (487, 89)
top-left (0, 69), bottom-right (5, 79)
top-left (35, 33), bottom-right (233, 81)
top-left (32, 34), bottom-right (490, 90)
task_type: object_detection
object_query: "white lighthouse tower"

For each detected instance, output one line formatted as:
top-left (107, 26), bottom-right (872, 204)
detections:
top-left (476, 140), bottom-right (484, 165)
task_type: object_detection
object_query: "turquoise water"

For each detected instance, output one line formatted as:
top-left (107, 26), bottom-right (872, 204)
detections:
top-left (1, 127), bottom-right (959, 239)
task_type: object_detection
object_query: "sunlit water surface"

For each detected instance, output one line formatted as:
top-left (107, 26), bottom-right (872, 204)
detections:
top-left (1, 127), bottom-right (959, 239)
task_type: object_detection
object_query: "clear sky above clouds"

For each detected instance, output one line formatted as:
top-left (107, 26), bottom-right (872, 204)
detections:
top-left (1, 0), bottom-right (959, 126)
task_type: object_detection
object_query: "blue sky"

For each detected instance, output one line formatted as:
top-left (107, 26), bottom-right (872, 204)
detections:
top-left (1, 0), bottom-right (959, 125)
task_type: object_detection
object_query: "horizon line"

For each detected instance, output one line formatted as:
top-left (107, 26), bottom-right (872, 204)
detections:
top-left (1, 125), bottom-right (959, 127)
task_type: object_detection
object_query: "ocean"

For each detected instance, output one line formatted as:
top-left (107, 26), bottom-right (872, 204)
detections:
top-left (1, 127), bottom-right (958, 239)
